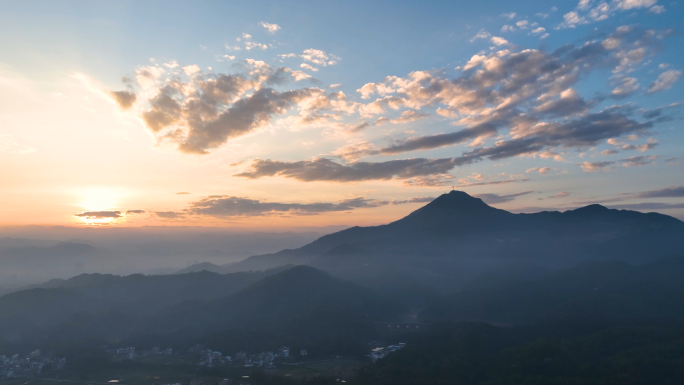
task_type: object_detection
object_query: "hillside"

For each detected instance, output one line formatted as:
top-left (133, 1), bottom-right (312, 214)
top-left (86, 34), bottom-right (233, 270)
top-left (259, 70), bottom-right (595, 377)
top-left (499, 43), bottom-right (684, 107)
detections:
top-left (0, 265), bottom-right (404, 352)
top-left (0, 267), bottom-right (290, 342)
top-left (421, 256), bottom-right (684, 324)
top-left (138, 266), bottom-right (404, 343)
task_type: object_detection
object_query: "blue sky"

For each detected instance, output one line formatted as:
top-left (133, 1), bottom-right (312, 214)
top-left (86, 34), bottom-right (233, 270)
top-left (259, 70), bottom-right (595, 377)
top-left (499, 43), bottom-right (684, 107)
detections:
top-left (0, 0), bottom-right (683, 227)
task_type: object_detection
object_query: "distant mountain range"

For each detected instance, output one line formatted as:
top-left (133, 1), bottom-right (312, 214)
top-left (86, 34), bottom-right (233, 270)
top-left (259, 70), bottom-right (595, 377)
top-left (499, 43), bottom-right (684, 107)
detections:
top-left (0, 264), bottom-right (401, 353)
top-left (204, 191), bottom-right (684, 291)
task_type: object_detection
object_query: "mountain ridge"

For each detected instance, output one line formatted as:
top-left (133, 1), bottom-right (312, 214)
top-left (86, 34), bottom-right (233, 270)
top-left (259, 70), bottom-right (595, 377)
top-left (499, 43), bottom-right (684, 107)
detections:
top-left (222, 191), bottom-right (684, 291)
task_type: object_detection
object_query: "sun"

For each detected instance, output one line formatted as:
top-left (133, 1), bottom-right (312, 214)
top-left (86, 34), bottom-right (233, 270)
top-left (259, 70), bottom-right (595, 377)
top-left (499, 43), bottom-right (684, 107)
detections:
top-left (78, 187), bottom-right (121, 211)
top-left (74, 187), bottom-right (128, 225)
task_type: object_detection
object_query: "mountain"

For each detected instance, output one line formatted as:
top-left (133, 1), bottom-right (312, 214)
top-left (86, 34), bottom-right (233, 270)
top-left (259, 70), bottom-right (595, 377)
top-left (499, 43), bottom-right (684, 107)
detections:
top-left (0, 267), bottom-right (290, 342)
top-left (174, 261), bottom-right (227, 274)
top-left (421, 256), bottom-right (684, 325)
top-left (223, 191), bottom-right (684, 291)
top-left (127, 265), bottom-right (404, 352)
top-left (0, 265), bottom-right (404, 354)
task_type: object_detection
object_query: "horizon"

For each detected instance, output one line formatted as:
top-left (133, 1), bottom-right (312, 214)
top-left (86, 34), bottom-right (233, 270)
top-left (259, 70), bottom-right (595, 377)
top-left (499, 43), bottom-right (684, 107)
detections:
top-left (2, 189), bottom-right (681, 240)
top-left (1, 0), bottom-right (683, 230)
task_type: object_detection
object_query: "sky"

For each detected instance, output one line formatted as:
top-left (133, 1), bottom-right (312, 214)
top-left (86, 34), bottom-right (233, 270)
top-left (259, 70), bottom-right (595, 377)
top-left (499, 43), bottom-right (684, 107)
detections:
top-left (0, 0), bottom-right (683, 229)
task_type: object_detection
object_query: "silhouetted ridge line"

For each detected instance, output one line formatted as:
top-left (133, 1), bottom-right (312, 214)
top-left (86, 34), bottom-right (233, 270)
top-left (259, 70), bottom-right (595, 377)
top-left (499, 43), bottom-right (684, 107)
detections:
top-left (425, 190), bottom-right (493, 211)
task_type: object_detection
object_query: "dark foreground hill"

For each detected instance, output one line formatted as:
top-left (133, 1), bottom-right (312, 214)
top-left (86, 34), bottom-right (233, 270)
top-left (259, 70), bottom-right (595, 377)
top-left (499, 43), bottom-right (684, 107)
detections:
top-left (0, 265), bottom-right (403, 353)
top-left (421, 256), bottom-right (684, 325)
top-left (355, 319), bottom-right (684, 385)
top-left (222, 191), bottom-right (684, 291)
top-left (130, 266), bottom-right (404, 350)
top-left (0, 266), bottom-right (291, 342)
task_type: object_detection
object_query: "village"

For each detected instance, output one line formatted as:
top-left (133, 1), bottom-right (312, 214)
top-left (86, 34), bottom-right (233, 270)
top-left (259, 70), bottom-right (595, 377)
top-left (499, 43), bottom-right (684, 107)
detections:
top-left (0, 341), bottom-right (404, 383)
top-left (111, 344), bottom-right (303, 368)
top-left (0, 350), bottom-right (66, 378)
top-left (109, 341), bottom-right (405, 369)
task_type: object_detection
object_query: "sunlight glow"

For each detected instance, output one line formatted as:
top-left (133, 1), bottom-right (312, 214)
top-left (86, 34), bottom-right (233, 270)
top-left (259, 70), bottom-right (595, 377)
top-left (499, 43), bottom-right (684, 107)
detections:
top-left (78, 187), bottom-right (121, 211)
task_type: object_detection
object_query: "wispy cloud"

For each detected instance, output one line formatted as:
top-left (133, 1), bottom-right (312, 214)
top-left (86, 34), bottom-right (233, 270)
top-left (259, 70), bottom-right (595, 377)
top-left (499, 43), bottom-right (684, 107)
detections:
top-left (259, 21), bottom-right (281, 33)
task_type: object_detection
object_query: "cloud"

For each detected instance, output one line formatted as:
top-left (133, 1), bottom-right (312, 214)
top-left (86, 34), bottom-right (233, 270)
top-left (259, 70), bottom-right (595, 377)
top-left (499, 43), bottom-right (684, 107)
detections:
top-left (621, 155), bottom-right (657, 167)
top-left (110, 90), bottom-right (137, 109)
top-left (557, 0), bottom-right (658, 29)
top-left (526, 167), bottom-right (552, 174)
top-left (533, 89), bottom-right (593, 117)
top-left (516, 20), bottom-right (529, 29)
top-left (156, 195), bottom-right (436, 218)
top-left (635, 186), bottom-right (684, 198)
top-left (502, 12), bottom-right (517, 19)
top-left (348, 27), bottom-right (660, 161)
top-left (182, 64), bottom-right (201, 76)
top-left (187, 196), bottom-right (386, 217)
top-left (325, 103), bottom-right (652, 181)
top-left (649, 5), bottom-right (665, 13)
top-left (606, 136), bottom-right (657, 152)
top-left (647, 70), bottom-right (681, 93)
top-left (456, 108), bottom-right (651, 162)
top-left (245, 41), bottom-right (268, 50)
top-left (470, 29), bottom-right (491, 42)
top-left (474, 191), bottom-right (534, 204)
top-left (558, 11), bottom-right (586, 29)
top-left (128, 61), bottom-right (347, 154)
top-left (580, 154), bottom-right (657, 172)
top-left (615, 0), bottom-right (657, 11)
top-left (0, 134), bottom-right (35, 154)
top-left (611, 77), bottom-right (639, 98)
top-left (608, 202), bottom-right (684, 210)
top-left (388, 110), bottom-right (429, 124)
top-left (491, 36), bottom-right (510, 46)
top-left (301, 49), bottom-right (339, 66)
top-left (531, 27), bottom-right (546, 35)
top-left (387, 105), bottom-right (649, 161)
top-left (176, 192), bottom-right (191, 195)
top-left (548, 191), bottom-right (570, 199)
top-left (406, 177), bottom-right (529, 188)
top-left (377, 123), bottom-right (498, 155)
top-left (145, 86), bottom-right (318, 154)
top-left (578, 0), bottom-right (592, 11)
top-left (392, 196), bottom-right (435, 204)
top-left (300, 63), bottom-right (319, 72)
top-left (463, 54), bottom-right (488, 71)
top-left (580, 160), bottom-right (615, 172)
top-left (235, 157), bottom-right (463, 182)
top-left (125, 210), bottom-right (146, 214)
top-left (259, 21), bottom-right (281, 33)
top-left (155, 211), bottom-right (185, 219)
top-left (74, 211), bottom-right (122, 219)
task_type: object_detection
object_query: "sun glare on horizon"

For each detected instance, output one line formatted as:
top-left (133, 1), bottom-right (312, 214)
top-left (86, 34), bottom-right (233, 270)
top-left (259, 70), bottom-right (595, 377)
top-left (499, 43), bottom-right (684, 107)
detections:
top-left (73, 187), bottom-right (128, 225)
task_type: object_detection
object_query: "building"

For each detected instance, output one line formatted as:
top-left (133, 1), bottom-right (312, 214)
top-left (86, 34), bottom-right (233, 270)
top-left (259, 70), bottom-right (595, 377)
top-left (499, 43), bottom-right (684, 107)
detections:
top-left (277, 346), bottom-right (290, 358)
top-left (374, 322), bottom-right (431, 334)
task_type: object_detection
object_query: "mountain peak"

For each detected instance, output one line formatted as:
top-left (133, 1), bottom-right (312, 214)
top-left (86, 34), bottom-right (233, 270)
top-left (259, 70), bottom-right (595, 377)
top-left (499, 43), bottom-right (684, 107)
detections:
top-left (425, 190), bottom-right (492, 211)
top-left (566, 204), bottom-right (610, 216)
top-left (390, 190), bottom-right (506, 230)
